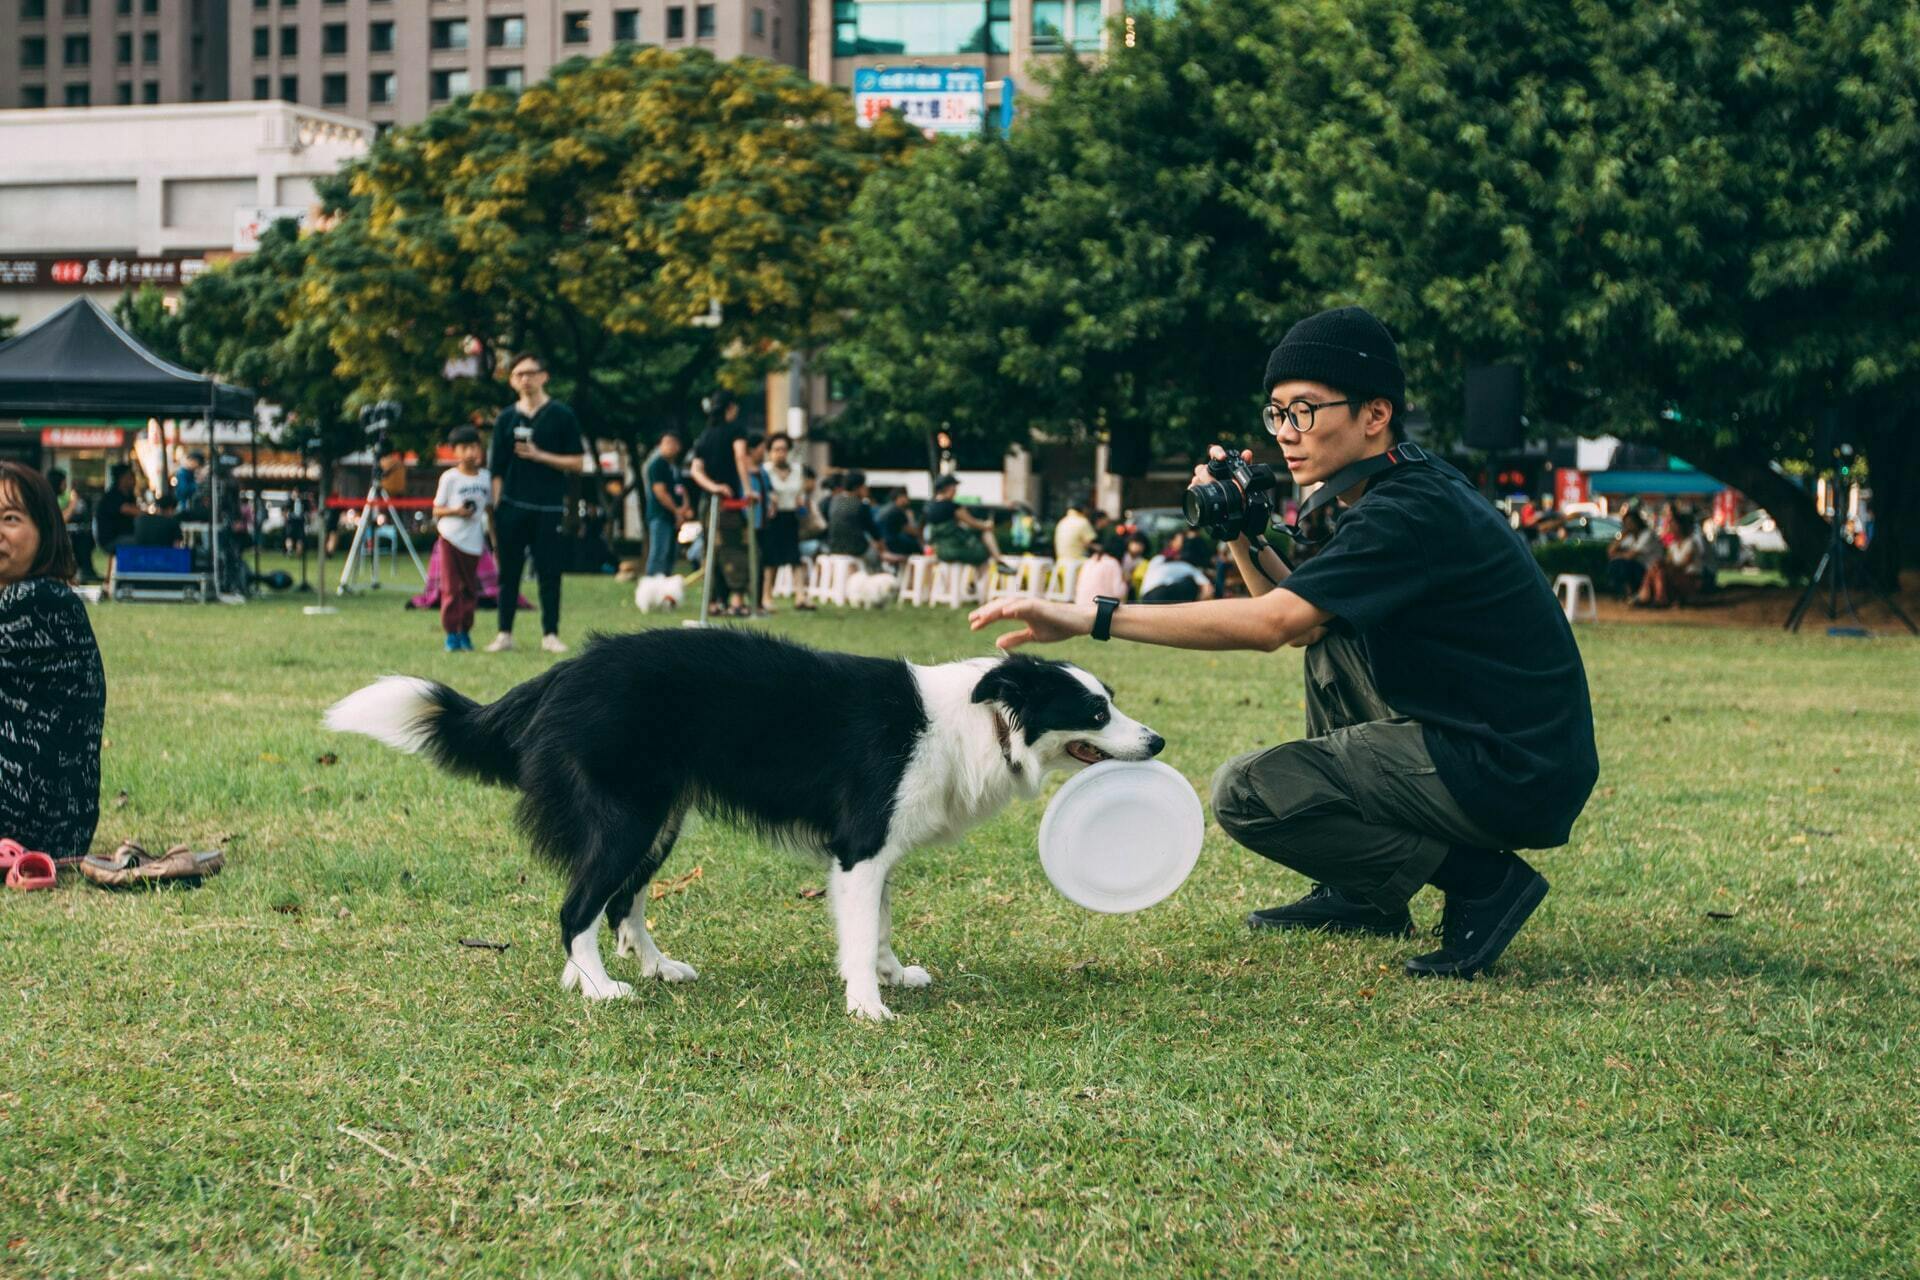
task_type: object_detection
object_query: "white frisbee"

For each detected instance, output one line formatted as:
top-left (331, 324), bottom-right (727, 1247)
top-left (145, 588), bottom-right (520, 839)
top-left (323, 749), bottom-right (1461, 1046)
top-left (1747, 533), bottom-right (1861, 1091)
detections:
top-left (1037, 760), bottom-right (1204, 914)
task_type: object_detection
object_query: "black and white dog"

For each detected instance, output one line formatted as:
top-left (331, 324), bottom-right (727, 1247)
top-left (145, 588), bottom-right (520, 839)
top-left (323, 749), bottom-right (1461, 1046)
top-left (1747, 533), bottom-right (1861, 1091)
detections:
top-left (325, 629), bottom-right (1163, 1019)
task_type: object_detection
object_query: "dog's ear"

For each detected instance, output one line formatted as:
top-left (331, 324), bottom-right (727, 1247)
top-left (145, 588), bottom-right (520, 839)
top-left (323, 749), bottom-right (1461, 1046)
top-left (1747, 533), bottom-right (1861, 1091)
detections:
top-left (970, 658), bottom-right (1032, 707)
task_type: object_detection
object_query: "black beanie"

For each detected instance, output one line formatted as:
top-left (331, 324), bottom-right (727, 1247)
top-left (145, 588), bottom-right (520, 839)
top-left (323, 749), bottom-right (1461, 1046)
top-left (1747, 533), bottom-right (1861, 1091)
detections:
top-left (1262, 306), bottom-right (1405, 414)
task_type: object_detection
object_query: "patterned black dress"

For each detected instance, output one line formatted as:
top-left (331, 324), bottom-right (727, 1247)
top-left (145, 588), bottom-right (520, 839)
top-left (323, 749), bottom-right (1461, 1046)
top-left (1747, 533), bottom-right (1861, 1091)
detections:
top-left (0, 577), bottom-right (106, 859)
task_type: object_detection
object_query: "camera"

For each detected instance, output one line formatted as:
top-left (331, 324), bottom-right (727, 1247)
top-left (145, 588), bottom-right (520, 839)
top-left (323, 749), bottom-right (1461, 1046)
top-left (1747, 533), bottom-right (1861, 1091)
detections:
top-left (1184, 454), bottom-right (1282, 542)
top-left (359, 400), bottom-right (403, 453)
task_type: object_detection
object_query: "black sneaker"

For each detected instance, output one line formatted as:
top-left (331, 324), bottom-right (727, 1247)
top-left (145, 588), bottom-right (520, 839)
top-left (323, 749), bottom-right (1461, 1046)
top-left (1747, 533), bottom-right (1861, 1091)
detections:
top-left (1405, 856), bottom-right (1549, 979)
top-left (1247, 883), bottom-right (1415, 937)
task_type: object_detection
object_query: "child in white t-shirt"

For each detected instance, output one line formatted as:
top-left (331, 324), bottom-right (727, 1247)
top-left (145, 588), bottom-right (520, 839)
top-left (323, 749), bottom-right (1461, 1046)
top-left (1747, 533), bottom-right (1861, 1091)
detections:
top-left (430, 425), bottom-right (492, 651)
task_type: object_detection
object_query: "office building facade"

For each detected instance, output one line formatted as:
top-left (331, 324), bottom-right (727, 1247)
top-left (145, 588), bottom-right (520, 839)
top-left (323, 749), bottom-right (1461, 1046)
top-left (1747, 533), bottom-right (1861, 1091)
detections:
top-left (1, 0), bottom-right (229, 109)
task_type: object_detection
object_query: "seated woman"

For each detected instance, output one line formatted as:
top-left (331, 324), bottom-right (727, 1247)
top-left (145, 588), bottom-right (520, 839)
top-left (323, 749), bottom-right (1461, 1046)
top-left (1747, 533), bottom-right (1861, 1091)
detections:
top-left (0, 462), bottom-right (106, 861)
top-left (923, 474), bottom-right (1003, 566)
top-left (1605, 509), bottom-right (1660, 599)
top-left (1638, 511), bottom-right (1711, 607)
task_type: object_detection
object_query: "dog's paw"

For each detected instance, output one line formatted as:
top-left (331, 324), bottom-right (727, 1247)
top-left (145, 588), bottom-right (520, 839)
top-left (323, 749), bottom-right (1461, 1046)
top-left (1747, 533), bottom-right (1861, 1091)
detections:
top-left (560, 962), bottom-right (634, 1001)
top-left (845, 993), bottom-right (896, 1021)
top-left (878, 960), bottom-right (932, 988)
top-left (644, 956), bottom-right (699, 983)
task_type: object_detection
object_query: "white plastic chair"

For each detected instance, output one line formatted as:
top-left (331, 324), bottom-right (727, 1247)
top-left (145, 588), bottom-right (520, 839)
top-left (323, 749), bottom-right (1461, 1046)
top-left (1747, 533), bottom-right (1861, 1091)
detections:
top-left (930, 561), bottom-right (983, 608)
top-left (770, 565), bottom-right (796, 600)
top-left (817, 555), bottom-right (861, 606)
top-left (1044, 558), bottom-right (1085, 603)
top-left (1554, 573), bottom-right (1598, 623)
top-left (899, 556), bottom-right (937, 606)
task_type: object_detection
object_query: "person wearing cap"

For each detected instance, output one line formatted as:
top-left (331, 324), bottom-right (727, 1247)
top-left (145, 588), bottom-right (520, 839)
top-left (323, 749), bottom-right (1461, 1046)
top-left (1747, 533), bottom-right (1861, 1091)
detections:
top-left (923, 474), bottom-right (1004, 567)
top-left (970, 305), bottom-right (1598, 981)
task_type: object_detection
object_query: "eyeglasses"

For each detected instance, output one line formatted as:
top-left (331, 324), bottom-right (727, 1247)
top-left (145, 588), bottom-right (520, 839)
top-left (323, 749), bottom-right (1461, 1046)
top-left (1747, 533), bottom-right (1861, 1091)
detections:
top-left (1262, 397), bottom-right (1359, 436)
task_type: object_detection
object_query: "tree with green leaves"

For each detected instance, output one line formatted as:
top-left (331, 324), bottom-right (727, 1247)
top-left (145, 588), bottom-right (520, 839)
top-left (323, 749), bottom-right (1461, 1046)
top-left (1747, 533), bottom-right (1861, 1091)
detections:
top-left (309, 45), bottom-right (916, 471)
top-left (1228, 0), bottom-right (1919, 581)
top-left (111, 286), bottom-right (185, 367)
top-left (0, 316), bottom-right (17, 343)
top-left (827, 4), bottom-right (1291, 463)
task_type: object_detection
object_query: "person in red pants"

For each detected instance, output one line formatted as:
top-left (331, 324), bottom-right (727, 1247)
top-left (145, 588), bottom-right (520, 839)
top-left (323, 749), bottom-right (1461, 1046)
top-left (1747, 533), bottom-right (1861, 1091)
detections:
top-left (431, 426), bottom-right (492, 652)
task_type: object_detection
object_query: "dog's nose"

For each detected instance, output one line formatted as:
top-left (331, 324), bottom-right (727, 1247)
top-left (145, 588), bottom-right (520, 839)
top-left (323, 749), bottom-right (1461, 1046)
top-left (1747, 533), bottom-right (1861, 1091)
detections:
top-left (1145, 732), bottom-right (1165, 757)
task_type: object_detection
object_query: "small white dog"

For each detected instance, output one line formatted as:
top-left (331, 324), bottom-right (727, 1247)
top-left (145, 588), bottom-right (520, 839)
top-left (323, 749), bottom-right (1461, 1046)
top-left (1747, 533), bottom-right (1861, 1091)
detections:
top-left (633, 574), bottom-right (685, 613)
top-left (847, 570), bottom-right (899, 609)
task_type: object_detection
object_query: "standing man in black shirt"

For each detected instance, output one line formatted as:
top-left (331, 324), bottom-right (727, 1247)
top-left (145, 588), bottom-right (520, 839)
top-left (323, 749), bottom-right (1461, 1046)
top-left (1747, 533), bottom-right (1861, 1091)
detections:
top-left (970, 306), bottom-right (1598, 980)
top-left (486, 351), bottom-right (585, 655)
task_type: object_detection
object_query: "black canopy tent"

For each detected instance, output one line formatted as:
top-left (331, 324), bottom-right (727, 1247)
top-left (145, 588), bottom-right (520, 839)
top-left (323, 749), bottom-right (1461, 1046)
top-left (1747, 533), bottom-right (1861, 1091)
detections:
top-left (0, 298), bottom-right (258, 596)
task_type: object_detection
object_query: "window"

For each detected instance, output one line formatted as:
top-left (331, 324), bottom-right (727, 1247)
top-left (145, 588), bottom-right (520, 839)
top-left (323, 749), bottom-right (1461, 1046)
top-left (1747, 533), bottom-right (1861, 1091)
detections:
top-left (1031, 0), bottom-right (1064, 48)
top-left (431, 18), bottom-right (468, 49)
top-left (772, 13), bottom-right (780, 46)
top-left (695, 4), bottom-right (714, 37)
top-left (563, 10), bottom-right (589, 42)
top-left (613, 8), bottom-right (638, 40)
top-left (1072, 0), bottom-right (1101, 49)
top-left (65, 82), bottom-right (90, 104)
top-left (116, 81), bottom-right (133, 103)
top-left (750, 7), bottom-right (763, 37)
top-left (253, 74), bottom-right (270, 98)
top-left (280, 25), bottom-right (298, 56)
top-left (323, 23), bottom-right (347, 53)
top-left (143, 0), bottom-right (156, 11)
top-left (116, 32), bottom-right (133, 63)
top-left (322, 72), bottom-right (347, 103)
top-left (430, 68), bottom-right (470, 100)
top-left (369, 21), bottom-right (394, 51)
top-left (20, 0), bottom-right (46, 19)
top-left (665, 5), bottom-right (683, 37)
top-left (487, 15), bottom-right (525, 47)
top-left (21, 85), bottom-right (48, 108)
top-left (279, 73), bottom-right (297, 100)
top-left (142, 31), bottom-right (158, 61)
top-left (253, 28), bottom-right (268, 57)
top-left (834, 0), bottom-right (1008, 56)
top-left (368, 69), bottom-right (394, 102)
top-left (253, 0), bottom-right (268, 7)
top-left (141, 79), bottom-right (157, 101)
top-left (64, 33), bottom-right (89, 65)
top-left (486, 65), bottom-right (523, 89)
top-left (117, 0), bottom-right (130, 13)
top-left (63, 0), bottom-right (88, 14)
top-left (21, 37), bottom-right (46, 67)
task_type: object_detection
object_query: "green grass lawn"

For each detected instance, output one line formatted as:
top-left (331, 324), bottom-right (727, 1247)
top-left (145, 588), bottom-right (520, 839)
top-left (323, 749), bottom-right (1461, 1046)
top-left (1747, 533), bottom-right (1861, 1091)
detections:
top-left (5, 566), bottom-right (1918, 1277)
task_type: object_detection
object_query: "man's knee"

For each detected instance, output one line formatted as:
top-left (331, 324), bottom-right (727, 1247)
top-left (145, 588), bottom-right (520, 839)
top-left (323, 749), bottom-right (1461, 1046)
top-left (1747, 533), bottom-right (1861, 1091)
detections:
top-left (1211, 751), bottom-right (1275, 843)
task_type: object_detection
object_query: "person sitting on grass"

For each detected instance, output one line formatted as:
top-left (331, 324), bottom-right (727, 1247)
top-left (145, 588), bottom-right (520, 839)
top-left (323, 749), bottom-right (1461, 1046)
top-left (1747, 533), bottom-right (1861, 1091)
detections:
top-left (1140, 533), bottom-right (1215, 603)
top-left (923, 474), bottom-right (1004, 569)
top-left (0, 461), bottom-right (105, 864)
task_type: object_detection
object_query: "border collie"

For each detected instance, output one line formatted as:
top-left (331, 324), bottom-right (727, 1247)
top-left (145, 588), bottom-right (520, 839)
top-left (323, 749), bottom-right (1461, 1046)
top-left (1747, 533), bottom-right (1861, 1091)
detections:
top-left (325, 629), bottom-right (1163, 1020)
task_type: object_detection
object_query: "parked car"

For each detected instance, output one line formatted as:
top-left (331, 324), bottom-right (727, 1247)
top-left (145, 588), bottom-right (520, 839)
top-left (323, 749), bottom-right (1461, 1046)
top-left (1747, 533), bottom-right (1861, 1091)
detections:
top-left (1556, 513), bottom-right (1622, 544)
top-left (1732, 509), bottom-right (1786, 558)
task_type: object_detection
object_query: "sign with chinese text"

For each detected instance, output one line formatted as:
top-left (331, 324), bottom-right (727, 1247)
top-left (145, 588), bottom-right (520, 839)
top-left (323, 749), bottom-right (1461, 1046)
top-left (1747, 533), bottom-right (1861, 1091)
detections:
top-left (39, 427), bottom-right (128, 448)
top-left (1554, 467), bottom-right (1589, 508)
top-left (0, 255), bottom-right (210, 290)
top-left (233, 206), bottom-right (311, 254)
top-left (853, 68), bottom-right (986, 138)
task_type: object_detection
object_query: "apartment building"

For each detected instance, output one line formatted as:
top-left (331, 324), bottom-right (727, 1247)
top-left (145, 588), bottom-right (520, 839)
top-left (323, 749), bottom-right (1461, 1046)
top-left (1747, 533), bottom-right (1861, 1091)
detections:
top-left (229, 0), bottom-right (805, 128)
top-left (0, 0), bottom-right (229, 109)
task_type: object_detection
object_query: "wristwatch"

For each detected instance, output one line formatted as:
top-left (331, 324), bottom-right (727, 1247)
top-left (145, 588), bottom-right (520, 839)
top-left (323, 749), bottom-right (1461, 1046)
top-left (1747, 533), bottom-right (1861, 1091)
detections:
top-left (1091, 595), bottom-right (1121, 642)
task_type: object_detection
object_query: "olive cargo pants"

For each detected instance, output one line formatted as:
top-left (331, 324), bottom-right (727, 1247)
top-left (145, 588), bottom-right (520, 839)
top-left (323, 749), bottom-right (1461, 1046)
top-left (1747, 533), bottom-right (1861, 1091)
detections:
top-left (1209, 631), bottom-right (1506, 910)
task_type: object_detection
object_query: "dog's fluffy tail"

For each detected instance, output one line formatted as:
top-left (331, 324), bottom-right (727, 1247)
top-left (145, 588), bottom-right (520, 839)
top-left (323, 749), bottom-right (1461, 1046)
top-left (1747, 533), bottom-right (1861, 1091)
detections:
top-left (324, 673), bottom-right (544, 787)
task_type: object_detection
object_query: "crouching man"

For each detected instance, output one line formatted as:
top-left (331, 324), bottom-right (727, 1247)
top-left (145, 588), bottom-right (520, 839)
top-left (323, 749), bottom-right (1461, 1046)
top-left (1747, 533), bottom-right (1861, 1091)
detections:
top-left (970, 306), bottom-right (1598, 979)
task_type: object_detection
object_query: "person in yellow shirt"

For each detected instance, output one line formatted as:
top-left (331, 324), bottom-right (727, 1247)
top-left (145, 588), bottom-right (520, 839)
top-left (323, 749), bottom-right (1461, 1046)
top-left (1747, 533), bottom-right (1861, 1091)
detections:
top-left (1053, 495), bottom-right (1095, 564)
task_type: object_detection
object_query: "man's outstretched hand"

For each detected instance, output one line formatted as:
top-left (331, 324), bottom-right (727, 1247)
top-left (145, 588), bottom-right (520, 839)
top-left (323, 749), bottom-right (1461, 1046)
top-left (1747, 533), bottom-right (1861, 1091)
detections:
top-left (968, 596), bottom-right (1087, 650)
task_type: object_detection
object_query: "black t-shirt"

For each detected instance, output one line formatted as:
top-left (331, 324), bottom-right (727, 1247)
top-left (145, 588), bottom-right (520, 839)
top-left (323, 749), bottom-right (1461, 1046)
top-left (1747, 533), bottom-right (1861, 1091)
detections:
top-left (642, 450), bottom-right (682, 520)
top-left (489, 399), bottom-right (584, 511)
top-left (1279, 457), bottom-right (1598, 848)
top-left (93, 491), bottom-right (136, 546)
top-left (922, 498), bottom-right (958, 527)
top-left (877, 504), bottom-right (912, 539)
top-left (691, 420), bottom-right (749, 497)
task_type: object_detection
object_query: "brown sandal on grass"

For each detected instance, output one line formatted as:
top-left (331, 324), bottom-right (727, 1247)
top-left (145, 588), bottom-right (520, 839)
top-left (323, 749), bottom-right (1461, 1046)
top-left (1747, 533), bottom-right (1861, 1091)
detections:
top-left (80, 841), bottom-right (225, 890)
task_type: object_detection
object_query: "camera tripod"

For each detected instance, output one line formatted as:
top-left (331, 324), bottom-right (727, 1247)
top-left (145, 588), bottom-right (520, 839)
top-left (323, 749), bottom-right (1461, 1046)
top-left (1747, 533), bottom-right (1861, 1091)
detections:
top-left (336, 476), bottom-right (428, 594)
top-left (1783, 479), bottom-right (1917, 635)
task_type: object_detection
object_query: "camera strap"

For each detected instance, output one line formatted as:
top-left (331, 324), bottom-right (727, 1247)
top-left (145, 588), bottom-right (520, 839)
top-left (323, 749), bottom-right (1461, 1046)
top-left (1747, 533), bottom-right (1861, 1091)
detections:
top-left (1255, 442), bottom-right (1430, 580)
